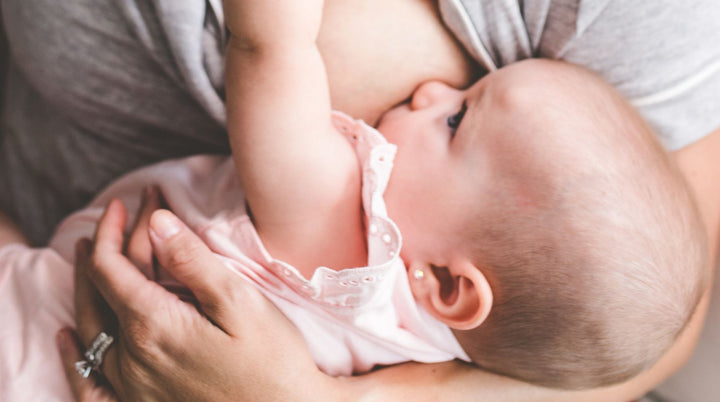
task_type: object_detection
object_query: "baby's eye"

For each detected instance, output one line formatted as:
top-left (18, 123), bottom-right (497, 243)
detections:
top-left (447, 102), bottom-right (467, 133)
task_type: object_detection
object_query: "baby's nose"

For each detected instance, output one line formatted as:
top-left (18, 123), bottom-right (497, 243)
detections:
top-left (410, 81), bottom-right (456, 110)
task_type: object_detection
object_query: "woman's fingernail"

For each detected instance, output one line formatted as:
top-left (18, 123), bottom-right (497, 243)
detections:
top-left (151, 212), bottom-right (182, 240)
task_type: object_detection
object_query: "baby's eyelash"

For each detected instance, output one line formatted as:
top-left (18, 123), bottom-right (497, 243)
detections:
top-left (447, 101), bottom-right (467, 132)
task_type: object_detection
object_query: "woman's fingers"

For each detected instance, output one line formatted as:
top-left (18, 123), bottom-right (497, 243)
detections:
top-left (93, 199), bottom-right (127, 257)
top-left (73, 237), bottom-right (123, 385)
top-left (148, 209), bottom-right (250, 335)
top-left (125, 187), bottom-right (162, 279)
top-left (68, 202), bottom-right (323, 401)
top-left (88, 199), bottom-right (165, 319)
top-left (74, 238), bottom-right (116, 346)
top-left (56, 328), bottom-right (118, 402)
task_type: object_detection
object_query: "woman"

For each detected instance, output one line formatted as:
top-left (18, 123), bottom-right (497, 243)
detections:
top-left (1, 0), bottom-right (718, 399)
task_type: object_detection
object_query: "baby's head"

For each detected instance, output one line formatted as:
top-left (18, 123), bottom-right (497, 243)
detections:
top-left (378, 59), bottom-right (708, 389)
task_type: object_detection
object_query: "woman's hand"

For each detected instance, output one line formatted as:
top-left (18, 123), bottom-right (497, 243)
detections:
top-left (57, 190), bottom-right (333, 401)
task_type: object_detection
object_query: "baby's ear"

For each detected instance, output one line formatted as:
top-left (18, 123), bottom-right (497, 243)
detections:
top-left (408, 259), bottom-right (492, 330)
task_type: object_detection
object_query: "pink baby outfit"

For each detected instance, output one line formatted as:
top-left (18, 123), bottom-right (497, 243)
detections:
top-left (0, 112), bottom-right (469, 400)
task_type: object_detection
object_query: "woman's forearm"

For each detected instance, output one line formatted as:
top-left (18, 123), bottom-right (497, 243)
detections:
top-left (332, 284), bottom-right (711, 401)
top-left (332, 307), bottom-right (708, 402)
top-left (336, 361), bottom-right (578, 402)
top-left (674, 127), bottom-right (720, 261)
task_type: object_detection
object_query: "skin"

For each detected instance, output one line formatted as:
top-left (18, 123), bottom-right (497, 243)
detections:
top-left (53, 50), bottom-right (720, 402)
top-left (224, 0), bottom-right (485, 283)
top-left (0, 0), bottom-right (717, 399)
top-left (50, 147), bottom-right (718, 401)
top-left (261, 10), bottom-right (720, 388)
top-left (317, 0), bottom-right (478, 124)
top-left (227, 0), bottom-right (671, 355)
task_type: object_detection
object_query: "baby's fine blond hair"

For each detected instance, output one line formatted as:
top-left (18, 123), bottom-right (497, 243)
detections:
top-left (454, 61), bottom-right (708, 389)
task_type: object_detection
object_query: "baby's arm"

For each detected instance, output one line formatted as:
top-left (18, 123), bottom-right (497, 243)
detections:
top-left (223, 1), bottom-right (364, 267)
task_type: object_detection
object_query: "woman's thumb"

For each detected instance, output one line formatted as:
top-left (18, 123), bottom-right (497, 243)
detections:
top-left (148, 210), bottom-right (240, 331)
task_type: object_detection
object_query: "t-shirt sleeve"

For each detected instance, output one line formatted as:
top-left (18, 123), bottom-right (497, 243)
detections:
top-left (552, 0), bottom-right (720, 150)
top-left (442, 0), bottom-right (720, 151)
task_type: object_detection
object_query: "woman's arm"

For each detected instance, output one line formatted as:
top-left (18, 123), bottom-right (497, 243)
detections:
top-left (674, 127), bottom-right (720, 255)
top-left (339, 299), bottom-right (712, 402)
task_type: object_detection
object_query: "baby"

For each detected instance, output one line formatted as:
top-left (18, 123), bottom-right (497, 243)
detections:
top-left (222, 0), bottom-right (706, 389)
top-left (0, 2), bottom-right (706, 399)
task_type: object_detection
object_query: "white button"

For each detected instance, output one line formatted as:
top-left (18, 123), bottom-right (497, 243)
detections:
top-left (283, 268), bottom-right (292, 276)
top-left (381, 233), bottom-right (392, 243)
top-left (363, 276), bottom-right (374, 282)
top-left (339, 281), bottom-right (348, 287)
top-left (369, 224), bottom-right (378, 235)
top-left (348, 280), bottom-right (358, 286)
top-left (325, 273), bottom-right (337, 280)
top-left (388, 250), bottom-right (396, 257)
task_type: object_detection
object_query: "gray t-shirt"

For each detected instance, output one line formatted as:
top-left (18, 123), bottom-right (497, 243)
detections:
top-left (1, 0), bottom-right (228, 244)
top-left (2, 0), bottom-right (720, 245)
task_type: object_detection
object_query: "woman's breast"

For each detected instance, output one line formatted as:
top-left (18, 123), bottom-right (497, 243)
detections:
top-left (319, 0), bottom-right (480, 125)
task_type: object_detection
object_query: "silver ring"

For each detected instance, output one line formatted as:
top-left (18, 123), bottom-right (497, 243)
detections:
top-left (74, 332), bottom-right (114, 378)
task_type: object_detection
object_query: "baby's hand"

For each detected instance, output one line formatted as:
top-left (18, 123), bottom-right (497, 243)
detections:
top-left (223, 0), bottom-right (324, 48)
